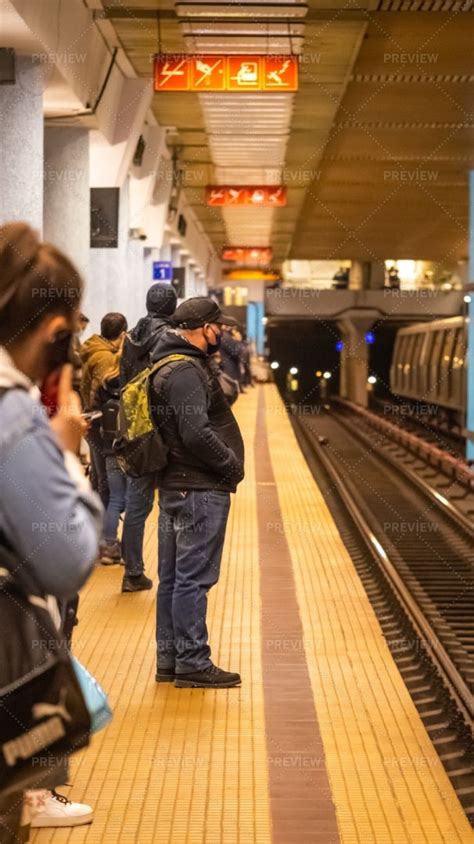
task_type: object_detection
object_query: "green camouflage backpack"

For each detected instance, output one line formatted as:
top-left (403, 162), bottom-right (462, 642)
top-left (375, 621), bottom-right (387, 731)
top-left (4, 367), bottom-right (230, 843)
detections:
top-left (113, 353), bottom-right (196, 478)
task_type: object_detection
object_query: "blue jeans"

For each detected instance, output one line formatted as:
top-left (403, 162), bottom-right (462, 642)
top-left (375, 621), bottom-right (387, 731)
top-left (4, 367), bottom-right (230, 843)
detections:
top-left (87, 421), bottom-right (109, 508)
top-left (122, 473), bottom-right (157, 577)
top-left (156, 489), bottom-right (231, 674)
top-left (104, 456), bottom-right (128, 541)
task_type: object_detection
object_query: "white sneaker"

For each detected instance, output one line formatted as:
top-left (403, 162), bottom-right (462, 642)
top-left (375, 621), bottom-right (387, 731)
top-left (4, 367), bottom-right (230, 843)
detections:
top-left (30, 790), bottom-right (93, 828)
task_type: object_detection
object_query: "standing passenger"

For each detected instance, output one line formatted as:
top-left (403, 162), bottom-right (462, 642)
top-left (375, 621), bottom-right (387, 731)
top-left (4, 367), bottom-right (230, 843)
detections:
top-left (0, 222), bottom-right (102, 840)
top-left (119, 283), bottom-right (177, 593)
top-left (80, 313), bottom-right (127, 507)
top-left (94, 363), bottom-right (128, 566)
top-left (151, 297), bottom-right (245, 688)
top-left (220, 324), bottom-right (243, 388)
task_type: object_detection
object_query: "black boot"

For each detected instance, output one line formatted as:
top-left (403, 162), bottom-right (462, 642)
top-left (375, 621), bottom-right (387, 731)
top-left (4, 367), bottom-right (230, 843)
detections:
top-left (121, 573), bottom-right (153, 592)
top-left (175, 664), bottom-right (241, 689)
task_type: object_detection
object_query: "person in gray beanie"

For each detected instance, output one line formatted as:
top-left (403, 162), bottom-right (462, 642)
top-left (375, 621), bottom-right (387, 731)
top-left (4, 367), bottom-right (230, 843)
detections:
top-left (114, 283), bottom-right (177, 592)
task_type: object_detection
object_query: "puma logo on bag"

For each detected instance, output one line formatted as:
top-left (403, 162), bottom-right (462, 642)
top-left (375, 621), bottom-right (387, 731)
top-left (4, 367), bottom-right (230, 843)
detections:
top-left (2, 689), bottom-right (71, 767)
top-left (32, 688), bottom-right (71, 723)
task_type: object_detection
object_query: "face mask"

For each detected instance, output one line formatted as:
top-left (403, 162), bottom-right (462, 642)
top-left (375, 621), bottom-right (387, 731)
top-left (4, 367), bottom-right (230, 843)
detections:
top-left (205, 326), bottom-right (221, 355)
top-left (43, 329), bottom-right (73, 376)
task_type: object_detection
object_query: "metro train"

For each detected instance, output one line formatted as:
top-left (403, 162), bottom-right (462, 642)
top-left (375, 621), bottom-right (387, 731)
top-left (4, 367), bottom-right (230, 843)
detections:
top-left (390, 316), bottom-right (467, 423)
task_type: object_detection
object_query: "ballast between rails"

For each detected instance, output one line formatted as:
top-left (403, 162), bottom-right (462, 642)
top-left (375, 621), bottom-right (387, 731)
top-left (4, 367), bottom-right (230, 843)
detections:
top-left (290, 405), bottom-right (474, 822)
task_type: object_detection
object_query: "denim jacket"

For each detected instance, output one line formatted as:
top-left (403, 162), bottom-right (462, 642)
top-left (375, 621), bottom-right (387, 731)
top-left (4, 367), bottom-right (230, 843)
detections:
top-left (0, 347), bottom-right (102, 600)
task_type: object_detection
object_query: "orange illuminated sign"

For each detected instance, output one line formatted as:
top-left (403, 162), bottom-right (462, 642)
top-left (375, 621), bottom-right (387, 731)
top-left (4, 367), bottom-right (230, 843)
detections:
top-left (192, 55), bottom-right (225, 90)
top-left (224, 270), bottom-right (279, 281)
top-left (154, 56), bottom-right (190, 90)
top-left (207, 186), bottom-right (287, 207)
top-left (264, 56), bottom-right (299, 90)
top-left (227, 55), bottom-right (261, 90)
top-left (222, 247), bottom-right (272, 264)
top-left (154, 55), bottom-right (298, 92)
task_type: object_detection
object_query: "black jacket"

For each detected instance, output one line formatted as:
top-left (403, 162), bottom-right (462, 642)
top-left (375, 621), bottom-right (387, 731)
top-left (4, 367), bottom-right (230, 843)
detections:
top-left (120, 315), bottom-right (172, 387)
top-left (220, 330), bottom-right (243, 383)
top-left (150, 331), bottom-right (244, 493)
top-left (94, 376), bottom-right (120, 456)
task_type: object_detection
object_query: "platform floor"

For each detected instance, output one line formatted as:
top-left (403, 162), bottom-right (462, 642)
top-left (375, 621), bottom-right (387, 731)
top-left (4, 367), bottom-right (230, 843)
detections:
top-left (31, 385), bottom-right (472, 844)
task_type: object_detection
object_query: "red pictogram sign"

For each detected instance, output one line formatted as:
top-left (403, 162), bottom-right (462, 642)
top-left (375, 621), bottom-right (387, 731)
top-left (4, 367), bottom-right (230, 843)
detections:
top-left (155, 55), bottom-right (190, 91)
top-left (227, 56), bottom-right (262, 91)
top-left (264, 56), bottom-right (299, 90)
top-left (207, 186), bottom-right (287, 207)
top-left (191, 56), bottom-right (225, 90)
top-left (154, 55), bottom-right (298, 93)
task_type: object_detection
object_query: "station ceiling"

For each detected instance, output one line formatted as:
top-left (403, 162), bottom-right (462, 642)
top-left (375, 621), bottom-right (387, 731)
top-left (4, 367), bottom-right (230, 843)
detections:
top-left (103, 0), bottom-right (474, 264)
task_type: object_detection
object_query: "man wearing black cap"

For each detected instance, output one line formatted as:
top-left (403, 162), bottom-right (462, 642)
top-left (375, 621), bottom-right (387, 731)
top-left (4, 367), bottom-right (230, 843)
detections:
top-left (150, 296), bottom-right (245, 688)
top-left (119, 282), bottom-right (177, 592)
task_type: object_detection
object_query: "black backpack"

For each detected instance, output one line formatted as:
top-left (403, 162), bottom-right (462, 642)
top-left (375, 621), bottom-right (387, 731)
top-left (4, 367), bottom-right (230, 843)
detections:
top-left (101, 397), bottom-right (120, 449)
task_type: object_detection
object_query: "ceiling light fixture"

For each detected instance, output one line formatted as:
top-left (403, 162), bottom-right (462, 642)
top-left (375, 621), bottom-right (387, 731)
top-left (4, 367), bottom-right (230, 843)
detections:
top-left (176, 3), bottom-right (308, 19)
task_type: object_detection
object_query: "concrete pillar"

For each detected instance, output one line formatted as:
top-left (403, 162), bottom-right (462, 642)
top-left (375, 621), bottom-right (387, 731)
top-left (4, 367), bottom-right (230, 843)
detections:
top-left (180, 256), bottom-right (193, 298)
top-left (368, 262), bottom-right (385, 290)
top-left (0, 56), bottom-right (43, 230)
top-left (338, 318), bottom-right (374, 407)
top-left (195, 272), bottom-right (207, 296)
top-left (43, 127), bottom-right (90, 281)
top-left (144, 246), bottom-right (160, 289)
top-left (186, 261), bottom-right (197, 297)
top-left (467, 171), bottom-right (474, 461)
top-left (349, 260), bottom-right (369, 290)
top-left (160, 232), bottom-right (172, 262)
top-left (171, 244), bottom-right (181, 266)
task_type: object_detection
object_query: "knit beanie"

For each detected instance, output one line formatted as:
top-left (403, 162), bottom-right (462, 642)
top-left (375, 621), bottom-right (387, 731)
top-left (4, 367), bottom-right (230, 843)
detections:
top-left (146, 282), bottom-right (177, 316)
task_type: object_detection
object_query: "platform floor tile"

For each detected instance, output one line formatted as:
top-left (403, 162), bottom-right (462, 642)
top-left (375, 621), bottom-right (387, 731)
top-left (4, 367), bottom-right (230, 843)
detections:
top-left (31, 391), bottom-right (271, 844)
top-left (264, 384), bottom-right (472, 843)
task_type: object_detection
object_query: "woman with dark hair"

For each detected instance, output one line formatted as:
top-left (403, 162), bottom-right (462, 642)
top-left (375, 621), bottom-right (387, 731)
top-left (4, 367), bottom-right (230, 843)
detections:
top-left (0, 222), bottom-right (103, 840)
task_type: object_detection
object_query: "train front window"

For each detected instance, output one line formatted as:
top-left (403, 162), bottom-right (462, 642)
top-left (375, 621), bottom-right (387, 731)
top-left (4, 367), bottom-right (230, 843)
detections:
top-left (439, 329), bottom-right (456, 403)
top-left (403, 335), bottom-right (416, 393)
top-left (428, 331), bottom-right (443, 398)
top-left (419, 331), bottom-right (433, 398)
top-left (410, 333), bottom-right (424, 393)
top-left (451, 328), bottom-right (466, 408)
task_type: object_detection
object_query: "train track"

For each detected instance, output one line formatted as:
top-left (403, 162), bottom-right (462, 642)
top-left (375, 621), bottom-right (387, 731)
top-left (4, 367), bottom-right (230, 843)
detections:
top-left (369, 396), bottom-right (466, 458)
top-left (291, 405), bottom-right (474, 823)
top-left (333, 398), bottom-right (474, 522)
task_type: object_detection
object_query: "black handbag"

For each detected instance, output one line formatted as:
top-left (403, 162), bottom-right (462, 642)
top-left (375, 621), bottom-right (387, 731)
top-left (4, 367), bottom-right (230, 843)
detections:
top-left (0, 540), bottom-right (91, 797)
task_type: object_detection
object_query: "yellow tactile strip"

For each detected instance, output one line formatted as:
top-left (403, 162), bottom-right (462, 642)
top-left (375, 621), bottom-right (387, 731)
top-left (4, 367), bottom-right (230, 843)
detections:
top-left (255, 388), bottom-right (339, 844)
top-left (264, 384), bottom-right (473, 843)
top-left (31, 387), bottom-right (271, 844)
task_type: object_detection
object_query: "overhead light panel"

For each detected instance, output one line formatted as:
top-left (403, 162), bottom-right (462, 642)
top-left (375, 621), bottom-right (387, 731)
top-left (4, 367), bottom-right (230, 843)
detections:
top-left (182, 37), bottom-right (303, 54)
top-left (176, 3), bottom-right (308, 19)
top-left (182, 22), bottom-right (304, 35)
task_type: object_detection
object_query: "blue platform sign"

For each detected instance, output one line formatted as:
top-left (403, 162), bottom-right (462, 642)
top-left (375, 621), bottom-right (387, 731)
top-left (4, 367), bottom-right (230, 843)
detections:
top-left (153, 261), bottom-right (173, 281)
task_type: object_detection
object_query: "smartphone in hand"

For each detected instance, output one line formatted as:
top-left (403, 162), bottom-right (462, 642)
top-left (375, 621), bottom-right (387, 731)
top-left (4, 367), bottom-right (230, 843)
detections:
top-left (81, 410), bottom-right (103, 422)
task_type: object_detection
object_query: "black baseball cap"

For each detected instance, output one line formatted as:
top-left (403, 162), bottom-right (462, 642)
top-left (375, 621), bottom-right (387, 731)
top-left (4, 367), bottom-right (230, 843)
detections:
top-left (172, 296), bottom-right (238, 329)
